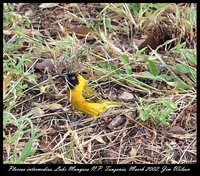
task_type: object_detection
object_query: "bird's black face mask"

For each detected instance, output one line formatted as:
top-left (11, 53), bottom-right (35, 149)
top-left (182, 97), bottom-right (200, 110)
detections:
top-left (60, 72), bottom-right (79, 89)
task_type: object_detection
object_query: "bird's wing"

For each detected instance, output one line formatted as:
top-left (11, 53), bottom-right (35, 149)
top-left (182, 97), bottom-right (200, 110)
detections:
top-left (82, 86), bottom-right (103, 103)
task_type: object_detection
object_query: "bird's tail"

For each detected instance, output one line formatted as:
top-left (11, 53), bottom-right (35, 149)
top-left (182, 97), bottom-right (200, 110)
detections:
top-left (102, 100), bottom-right (125, 108)
top-left (103, 101), bottom-right (135, 108)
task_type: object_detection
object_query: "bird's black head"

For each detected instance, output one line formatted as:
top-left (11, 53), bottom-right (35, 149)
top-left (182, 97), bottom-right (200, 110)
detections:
top-left (60, 72), bottom-right (79, 89)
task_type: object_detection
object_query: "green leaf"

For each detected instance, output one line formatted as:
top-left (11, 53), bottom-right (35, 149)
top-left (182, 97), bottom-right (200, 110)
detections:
top-left (162, 108), bottom-right (172, 117)
top-left (147, 59), bottom-right (160, 76)
top-left (139, 109), bottom-right (149, 121)
top-left (121, 54), bottom-right (132, 75)
top-left (159, 74), bottom-right (175, 81)
top-left (186, 53), bottom-right (196, 65)
top-left (160, 108), bottom-right (172, 125)
top-left (190, 69), bottom-right (196, 79)
top-left (123, 27), bottom-right (129, 34)
top-left (136, 47), bottom-right (147, 56)
top-left (169, 102), bottom-right (177, 109)
top-left (95, 21), bottom-right (102, 29)
top-left (27, 75), bottom-right (37, 84)
top-left (105, 18), bottom-right (113, 32)
top-left (167, 81), bottom-right (191, 90)
top-left (175, 64), bottom-right (191, 73)
top-left (159, 99), bottom-right (177, 109)
top-left (176, 82), bottom-right (191, 90)
top-left (19, 138), bottom-right (34, 162)
top-left (169, 42), bottom-right (186, 52)
top-left (98, 63), bottom-right (120, 75)
top-left (19, 131), bottom-right (44, 162)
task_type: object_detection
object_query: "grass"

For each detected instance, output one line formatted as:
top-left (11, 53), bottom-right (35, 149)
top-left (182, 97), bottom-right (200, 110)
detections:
top-left (3, 3), bottom-right (196, 164)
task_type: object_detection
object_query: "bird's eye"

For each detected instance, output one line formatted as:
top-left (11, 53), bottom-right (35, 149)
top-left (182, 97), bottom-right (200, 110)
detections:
top-left (71, 76), bottom-right (76, 80)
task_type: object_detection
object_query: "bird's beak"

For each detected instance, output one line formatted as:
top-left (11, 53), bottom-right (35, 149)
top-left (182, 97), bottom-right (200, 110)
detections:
top-left (59, 72), bottom-right (67, 79)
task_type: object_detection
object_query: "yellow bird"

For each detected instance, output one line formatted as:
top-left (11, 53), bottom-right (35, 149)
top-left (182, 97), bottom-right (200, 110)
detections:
top-left (60, 72), bottom-right (124, 119)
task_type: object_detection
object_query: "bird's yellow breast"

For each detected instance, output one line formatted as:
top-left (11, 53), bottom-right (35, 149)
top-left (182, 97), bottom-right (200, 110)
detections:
top-left (67, 88), bottom-right (106, 119)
